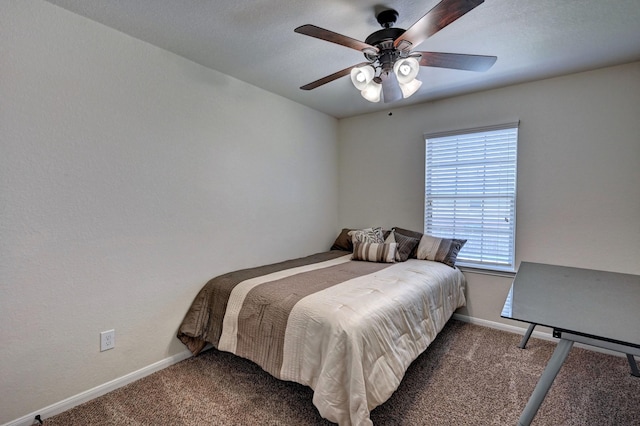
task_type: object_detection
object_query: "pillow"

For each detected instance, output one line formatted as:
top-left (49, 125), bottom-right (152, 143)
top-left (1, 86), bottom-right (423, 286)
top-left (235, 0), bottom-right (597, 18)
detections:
top-left (348, 227), bottom-right (385, 245)
top-left (392, 227), bottom-right (424, 258)
top-left (385, 230), bottom-right (420, 262)
top-left (352, 242), bottom-right (397, 263)
top-left (392, 227), bottom-right (423, 240)
top-left (330, 228), bottom-right (353, 252)
top-left (416, 234), bottom-right (466, 268)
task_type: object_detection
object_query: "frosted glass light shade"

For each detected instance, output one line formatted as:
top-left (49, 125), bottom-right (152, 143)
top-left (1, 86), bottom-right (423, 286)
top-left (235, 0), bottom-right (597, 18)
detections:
top-left (350, 65), bottom-right (375, 90)
top-left (399, 78), bottom-right (422, 98)
top-left (393, 57), bottom-right (420, 84)
top-left (360, 81), bottom-right (382, 103)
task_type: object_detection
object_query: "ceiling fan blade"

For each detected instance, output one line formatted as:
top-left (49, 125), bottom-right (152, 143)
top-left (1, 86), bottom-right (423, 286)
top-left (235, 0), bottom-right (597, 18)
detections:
top-left (381, 72), bottom-right (402, 103)
top-left (417, 52), bottom-right (497, 71)
top-left (295, 24), bottom-right (379, 54)
top-left (394, 0), bottom-right (484, 49)
top-left (300, 62), bottom-right (371, 90)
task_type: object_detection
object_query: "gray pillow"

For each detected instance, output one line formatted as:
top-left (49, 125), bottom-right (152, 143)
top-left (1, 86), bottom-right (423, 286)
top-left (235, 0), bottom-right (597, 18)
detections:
top-left (392, 227), bottom-right (424, 258)
top-left (385, 230), bottom-right (420, 262)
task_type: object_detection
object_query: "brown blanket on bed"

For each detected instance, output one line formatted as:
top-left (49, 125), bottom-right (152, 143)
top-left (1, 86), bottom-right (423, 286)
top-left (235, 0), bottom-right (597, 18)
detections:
top-left (177, 250), bottom-right (359, 356)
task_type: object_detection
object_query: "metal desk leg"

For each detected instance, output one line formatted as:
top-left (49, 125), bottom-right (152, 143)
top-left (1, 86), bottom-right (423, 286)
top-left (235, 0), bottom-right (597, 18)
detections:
top-left (627, 354), bottom-right (639, 377)
top-left (519, 323), bottom-right (537, 349)
top-left (518, 339), bottom-right (574, 426)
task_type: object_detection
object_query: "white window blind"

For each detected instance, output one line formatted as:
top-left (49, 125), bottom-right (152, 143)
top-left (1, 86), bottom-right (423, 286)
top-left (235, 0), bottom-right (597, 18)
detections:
top-left (424, 123), bottom-right (518, 271)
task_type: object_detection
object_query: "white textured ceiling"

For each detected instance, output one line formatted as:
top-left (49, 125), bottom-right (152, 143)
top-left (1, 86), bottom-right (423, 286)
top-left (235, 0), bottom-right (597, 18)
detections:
top-left (44, 0), bottom-right (640, 118)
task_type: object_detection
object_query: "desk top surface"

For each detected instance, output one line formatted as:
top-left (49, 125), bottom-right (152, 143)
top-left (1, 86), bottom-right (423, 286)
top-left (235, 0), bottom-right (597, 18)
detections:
top-left (501, 262), bottom-right (640, 347)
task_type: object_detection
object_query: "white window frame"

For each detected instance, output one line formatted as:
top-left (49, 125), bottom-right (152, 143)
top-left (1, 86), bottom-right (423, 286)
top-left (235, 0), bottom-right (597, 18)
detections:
top-left (424, 122), bottom-right (519, 272)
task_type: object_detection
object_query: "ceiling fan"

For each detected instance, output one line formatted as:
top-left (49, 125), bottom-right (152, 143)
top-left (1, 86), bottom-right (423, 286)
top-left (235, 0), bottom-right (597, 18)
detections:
top-left (294, 0), bottom-right (497, 103)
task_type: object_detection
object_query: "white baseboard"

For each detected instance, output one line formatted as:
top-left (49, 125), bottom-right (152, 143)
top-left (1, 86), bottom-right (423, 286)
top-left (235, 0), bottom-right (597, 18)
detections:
top-left (452, 313), bottom-right (557, 341)
top-left (3, 350), bottom-right (193, 426)
top-left (452, 313), bottom-right (626, 358)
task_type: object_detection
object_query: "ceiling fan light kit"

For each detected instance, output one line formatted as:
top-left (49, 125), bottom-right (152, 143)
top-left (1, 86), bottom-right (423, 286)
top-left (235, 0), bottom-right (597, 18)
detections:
top-left (399, 77), bottom-right (423, 99)
top-left (294, 0), bottom-right (497, 104)
top-left (394, 57), bottom-right (422, 99)
top-left (350, 65), bottom-right (382, 102)
top-left (361, 80), bottom-right (382, 103)
top-left (350, 65), bottom-right (375, 90)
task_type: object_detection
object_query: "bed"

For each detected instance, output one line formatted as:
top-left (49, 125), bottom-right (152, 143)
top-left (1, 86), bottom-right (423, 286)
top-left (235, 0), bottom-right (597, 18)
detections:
top-left (177, 228), bottom-right (467, 426)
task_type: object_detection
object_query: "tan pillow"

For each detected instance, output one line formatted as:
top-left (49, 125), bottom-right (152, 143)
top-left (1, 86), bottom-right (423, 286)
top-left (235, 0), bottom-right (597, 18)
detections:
top-left (416, 235), bottom-right (466, 267)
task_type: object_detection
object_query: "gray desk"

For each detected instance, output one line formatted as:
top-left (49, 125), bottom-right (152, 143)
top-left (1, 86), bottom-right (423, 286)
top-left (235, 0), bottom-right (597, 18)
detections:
top-left (501, 262), bottom-right (640, 426)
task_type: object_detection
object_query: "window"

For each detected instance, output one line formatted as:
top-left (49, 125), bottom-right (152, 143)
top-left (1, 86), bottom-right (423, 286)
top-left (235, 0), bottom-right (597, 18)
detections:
top-left (424, 123), bottom-right (518, 272)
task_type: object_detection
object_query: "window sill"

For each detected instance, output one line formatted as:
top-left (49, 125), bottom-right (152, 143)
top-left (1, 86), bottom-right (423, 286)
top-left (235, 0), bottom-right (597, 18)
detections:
top-left (458, 266), bottom-right (516, 279)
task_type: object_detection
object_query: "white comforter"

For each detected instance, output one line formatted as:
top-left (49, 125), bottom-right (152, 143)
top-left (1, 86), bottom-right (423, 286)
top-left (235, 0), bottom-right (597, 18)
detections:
top-left (218, 255), bottom-right (466, 425)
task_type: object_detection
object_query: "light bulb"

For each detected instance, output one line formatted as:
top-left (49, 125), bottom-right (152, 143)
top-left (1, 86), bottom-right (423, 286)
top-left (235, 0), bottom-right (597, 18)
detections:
top-left (393, 57), bottom-right (420, 84)
top-left (350, 65), bottom-right (375, 90)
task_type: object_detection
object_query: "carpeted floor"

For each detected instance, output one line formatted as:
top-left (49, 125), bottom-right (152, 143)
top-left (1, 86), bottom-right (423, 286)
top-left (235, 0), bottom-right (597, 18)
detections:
top-left (45, 320), bottom-right (640, 425)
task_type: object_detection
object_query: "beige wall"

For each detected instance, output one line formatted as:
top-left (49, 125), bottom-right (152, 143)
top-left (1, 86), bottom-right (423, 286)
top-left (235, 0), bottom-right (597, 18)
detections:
top-left (1, 1), bottom-right (338, 423)
top-left (338, 61), bottom-right (640, 323)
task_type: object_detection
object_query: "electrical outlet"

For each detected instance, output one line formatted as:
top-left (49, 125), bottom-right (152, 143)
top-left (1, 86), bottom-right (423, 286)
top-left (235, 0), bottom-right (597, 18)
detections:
top-left (100, 329), bottom-right (115, 351)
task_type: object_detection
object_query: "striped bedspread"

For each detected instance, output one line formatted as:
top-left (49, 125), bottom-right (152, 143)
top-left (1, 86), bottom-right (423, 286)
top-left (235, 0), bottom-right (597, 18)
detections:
top-left (177, 250), bottom-right (466, 426)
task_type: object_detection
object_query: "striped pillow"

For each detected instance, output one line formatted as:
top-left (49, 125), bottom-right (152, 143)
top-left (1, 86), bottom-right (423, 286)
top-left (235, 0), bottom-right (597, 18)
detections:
top-left (416, 235), bottom-right (466, 267)
top-left (384, 230), bottom-right (420, 262)
top-left (352, 242), bottom-right (397, 263)
top-left (392, 227), bottom-right (424, 258)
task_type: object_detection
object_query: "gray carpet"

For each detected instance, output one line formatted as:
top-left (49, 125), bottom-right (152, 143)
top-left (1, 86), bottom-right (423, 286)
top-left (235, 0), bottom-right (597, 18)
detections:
top-left (45, 321), bottom-right (640, 425)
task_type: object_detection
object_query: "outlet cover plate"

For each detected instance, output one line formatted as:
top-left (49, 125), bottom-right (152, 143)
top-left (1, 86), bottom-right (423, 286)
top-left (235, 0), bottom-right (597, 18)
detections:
top-left (100, 329), bottom-right (115, 351)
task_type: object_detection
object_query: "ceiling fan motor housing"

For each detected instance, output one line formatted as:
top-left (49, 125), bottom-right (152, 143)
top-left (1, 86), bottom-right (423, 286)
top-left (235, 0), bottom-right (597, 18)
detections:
top-left (363, 8), bottom-right (410, 70)
top-left (364, 27), bottom-right (406, 71)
